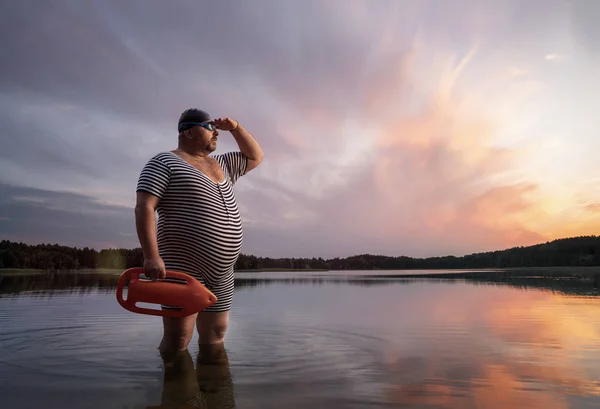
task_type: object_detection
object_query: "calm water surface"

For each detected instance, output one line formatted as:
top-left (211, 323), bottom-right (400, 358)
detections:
top-left (1, 271), bottom-right (600, 408)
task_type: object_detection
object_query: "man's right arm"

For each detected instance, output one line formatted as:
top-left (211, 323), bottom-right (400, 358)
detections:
top-left (135, 191), bottom-right (166, 279)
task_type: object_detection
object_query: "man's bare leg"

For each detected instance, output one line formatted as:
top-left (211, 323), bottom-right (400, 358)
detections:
top-left (159, 313), bottom-right (198, 353)
top-left (196, 311), bottom-right (229, 345)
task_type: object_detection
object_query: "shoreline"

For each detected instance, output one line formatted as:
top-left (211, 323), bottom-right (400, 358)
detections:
top-left (0, 267), bottom-right (331, 276)
top-left (2, 266), bottom-right (600, 297)
top-left (2, 265), bottom-right (600, 277)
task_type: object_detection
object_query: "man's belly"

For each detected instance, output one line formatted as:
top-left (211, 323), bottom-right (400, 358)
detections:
top-left (156, 214), bottom-right (243, 283)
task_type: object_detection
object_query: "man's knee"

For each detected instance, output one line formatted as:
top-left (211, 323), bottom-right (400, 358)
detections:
top-left (197, 311), bottom-right (229, 344)
top-left (198, 322), bottom-right (228, 343)
top-left (212, 322), bottom-right (228, 340)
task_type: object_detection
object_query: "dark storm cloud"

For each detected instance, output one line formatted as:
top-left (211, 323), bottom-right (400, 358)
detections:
top-left (0, 98), bottom-right (105, 180)
top-left (0, 182), bottom-right (137, 248)
top-left (1, 0), bottom-right (376, 190)
top-left (0, 0), bottom-right (388, 125)
top-left (0, 0), bottom-right (176, 125)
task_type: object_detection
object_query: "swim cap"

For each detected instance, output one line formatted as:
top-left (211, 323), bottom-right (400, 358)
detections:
top-left (178, 108), bottom-right (212, 132)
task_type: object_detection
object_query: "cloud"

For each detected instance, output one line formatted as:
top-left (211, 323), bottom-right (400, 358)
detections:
top-left (509, 66), bottom-right (527, 76)
top-left (585, 203), bottom-right (600, 213)
top-left (545, 53), bottom-right (565, 60)
top-left (570, 0), bottom-right (600, 57)
top-left (0, 0), bottom-right (598, 257)
top-left (0, 182), bottom-right (137, 249)
top-left (234, 40), bottom-right (550, 258)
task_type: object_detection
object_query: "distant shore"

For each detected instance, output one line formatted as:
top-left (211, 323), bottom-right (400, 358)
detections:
top-left (354, 265), bottom-right (600, 278)
top-left (2, 266), bottom-right (600, 298)
top-left (0, 267), bottom-right (330, 276)
top-left (235, 268), bottom-right (329, 272)
top-left (4, 235), bottom-right (600, 273)
top-left (2, 265), bottom-right (600, 277)
top-left (0, 268), bottom-right (123, 276)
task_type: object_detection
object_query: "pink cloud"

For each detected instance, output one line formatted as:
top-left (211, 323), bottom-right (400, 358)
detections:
top-left (237, 38), bottom-right (555, 258)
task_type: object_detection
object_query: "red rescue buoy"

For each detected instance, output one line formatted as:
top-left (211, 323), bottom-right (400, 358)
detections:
top-left (116, 267), bottom-right (217, 317)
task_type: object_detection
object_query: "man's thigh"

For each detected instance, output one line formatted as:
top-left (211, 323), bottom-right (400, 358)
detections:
top-left (196, 311), bottom-right (230, 344)
top-left (162, 313), bottom-right (198, 339)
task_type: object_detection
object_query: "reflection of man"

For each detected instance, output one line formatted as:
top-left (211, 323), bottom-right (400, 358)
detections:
top-left (147, 344), bottom-right (236, 409)
top-left (135, 108), bottom-right (264, 352)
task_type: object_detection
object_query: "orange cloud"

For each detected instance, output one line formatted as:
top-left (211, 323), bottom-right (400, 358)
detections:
top-left (585, 203), bottom-right (600, 213)
top-left (237, 19), bottom-right (598, 257)
top-left (330, 44), bottom-right (546, 251)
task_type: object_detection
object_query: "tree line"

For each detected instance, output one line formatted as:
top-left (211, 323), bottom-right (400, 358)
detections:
top-left (1, 235), bottom-right (600, 272)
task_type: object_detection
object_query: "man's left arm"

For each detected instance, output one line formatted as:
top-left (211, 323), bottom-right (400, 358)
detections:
top-left (214, 117), bottom-right (264, 174)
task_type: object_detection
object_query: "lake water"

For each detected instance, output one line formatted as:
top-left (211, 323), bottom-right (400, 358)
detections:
top-left (1, 270), bottom-right (600, 408)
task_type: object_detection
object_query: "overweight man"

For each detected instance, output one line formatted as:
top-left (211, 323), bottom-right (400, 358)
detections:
top-left (134, 108), bottom-right (264, 353)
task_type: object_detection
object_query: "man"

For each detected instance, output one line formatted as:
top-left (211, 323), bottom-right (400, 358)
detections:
top-left (135, 108), bottom-right (264, 353)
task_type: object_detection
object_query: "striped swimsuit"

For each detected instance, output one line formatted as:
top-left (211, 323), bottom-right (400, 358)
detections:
top-left (136, 150), bottom-right (247, 312)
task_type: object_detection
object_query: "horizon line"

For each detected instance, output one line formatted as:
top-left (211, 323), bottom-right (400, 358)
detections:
top-left (2, 234), bottom-right (599, 261)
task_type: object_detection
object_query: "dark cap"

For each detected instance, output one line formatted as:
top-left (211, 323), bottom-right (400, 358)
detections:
top-left (178, 108), bottom-right (211, 133)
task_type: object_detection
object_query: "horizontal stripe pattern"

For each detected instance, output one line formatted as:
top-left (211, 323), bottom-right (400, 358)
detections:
top-left (136, 151), bottom-right (248, 311)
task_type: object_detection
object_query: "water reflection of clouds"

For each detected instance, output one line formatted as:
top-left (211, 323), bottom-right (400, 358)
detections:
top-left (229, 280), bottom-right (600, 407)
top-left (382, 290), bottom-right (600, 408)
top-left (3, 273), bottom-right (600, 408)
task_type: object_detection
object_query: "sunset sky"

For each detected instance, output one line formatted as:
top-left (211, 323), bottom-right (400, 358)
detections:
top-left (1, 0), bottom-right (599, 258)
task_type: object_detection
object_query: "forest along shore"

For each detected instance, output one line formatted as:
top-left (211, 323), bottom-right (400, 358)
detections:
top-left (2, 266), bottom-right (600, 276)
top-left (0, 267), bottom-right (330, 276)
top-left (4, 236), bottom-right (600, 272)
top-left (0, 236), bottom-right (600, 295)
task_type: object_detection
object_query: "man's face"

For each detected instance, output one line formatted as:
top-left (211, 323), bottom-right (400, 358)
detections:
top-left (188, 122), bottom-right (219, 151)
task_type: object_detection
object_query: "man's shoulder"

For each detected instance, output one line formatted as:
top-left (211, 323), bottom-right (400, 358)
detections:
top-left (139, 152), bottom-right (177, 174)
top-left (145, 151), bottom-right (176, 164)
top-left (151, 151), bottom-right (175, 160)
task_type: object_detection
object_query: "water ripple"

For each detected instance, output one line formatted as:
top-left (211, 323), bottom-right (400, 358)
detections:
top-left (2, 278), bottom-right (600, 408)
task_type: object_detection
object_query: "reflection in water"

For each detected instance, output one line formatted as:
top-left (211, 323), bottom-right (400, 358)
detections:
top-left (150, 344), bottom-right (236, 409)
top-left (0, 272), bottom-right (119, 296)
top-left (2, 268), bottom-right (600, 297)
top-left (377, 292), bottom-right (600, 409)
top-left (226, 286), bottom-right (600, 408)
top-left (1, 270), bottom-right (600, 408)
top-left (384, 332), bottom-right (600, 409)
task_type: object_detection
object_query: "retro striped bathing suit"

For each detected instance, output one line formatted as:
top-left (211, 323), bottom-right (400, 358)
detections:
top-left (136, 150), bottom-right (247, 312)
